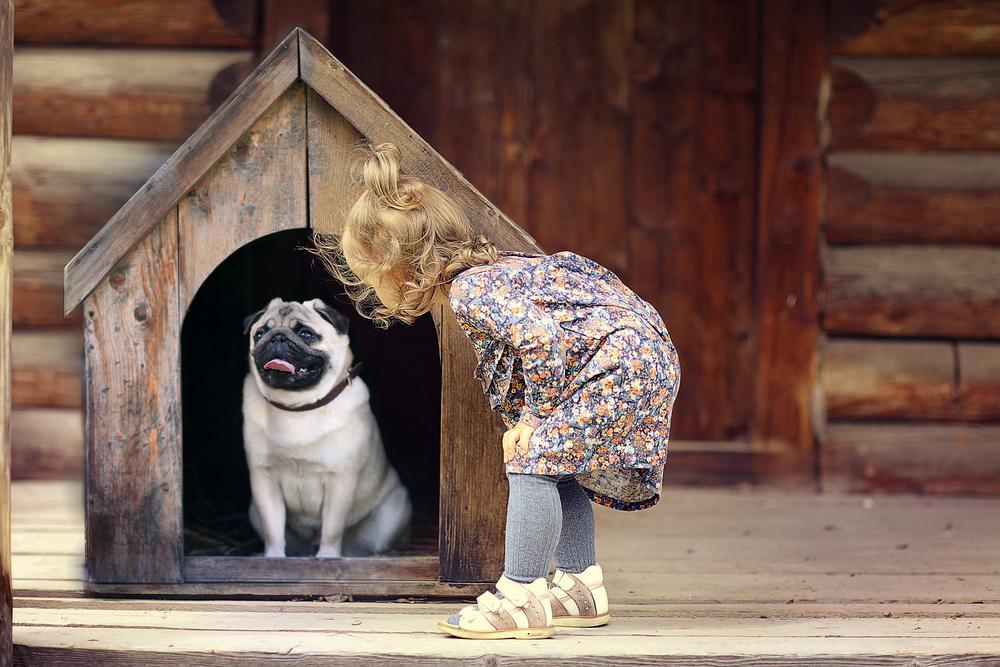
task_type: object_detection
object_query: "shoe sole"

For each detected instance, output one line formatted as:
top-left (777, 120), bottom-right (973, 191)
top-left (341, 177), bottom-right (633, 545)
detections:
top-left (437, 621), bottom-right (556, 640)
top-left (552, 613), bottom-right (611, 628)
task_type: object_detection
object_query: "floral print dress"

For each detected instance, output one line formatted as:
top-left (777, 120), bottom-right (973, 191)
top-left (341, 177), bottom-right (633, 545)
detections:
top-left (448, 250), bottom-right (681, 511)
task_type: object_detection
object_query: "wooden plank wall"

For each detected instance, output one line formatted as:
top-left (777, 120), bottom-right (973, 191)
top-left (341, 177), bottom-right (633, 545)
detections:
top-left (821, 0), bottom-right (1000, 493)
top-left (327, 0), bottom-right (760, 444)
top-left (7, 1), bottom-right (311, 479)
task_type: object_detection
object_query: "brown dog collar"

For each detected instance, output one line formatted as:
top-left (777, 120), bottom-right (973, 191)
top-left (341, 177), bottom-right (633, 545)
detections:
top-left (264, 362), bottom-right (364, 412)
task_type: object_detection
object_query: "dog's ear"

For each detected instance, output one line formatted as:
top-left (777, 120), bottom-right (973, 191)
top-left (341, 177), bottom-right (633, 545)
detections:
top-left (242, 307), bottom-right (267, 336)
top-left (312, 299), bottom-right (350, 335)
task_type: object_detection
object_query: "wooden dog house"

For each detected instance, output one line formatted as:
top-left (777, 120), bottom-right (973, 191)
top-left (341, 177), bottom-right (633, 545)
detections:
top-left (62, 28), bottom-right (540, 596)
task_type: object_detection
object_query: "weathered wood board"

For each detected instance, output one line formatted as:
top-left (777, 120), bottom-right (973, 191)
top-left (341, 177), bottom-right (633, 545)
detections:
top-left (12, 137), bottom-right (173, 249)
top-left (304, 87), bottom-right (364, 236)
top-left (830, 0), bottom-right (1000, 56)
top-left (823, 246), bottom-right (1000, 338)
top-left (177, 82), bottom-right (307, 314)
top-left (63, 31), bottom-right (299, 314)
top-left (10, 480), bottom-right (1000, 663)
top-left (14, 48), bottom-right (253, 141)
top-left (822, 423), bottom-right (1000, 494)
top-left (83, 210), bottom-right (183, 583)
top-left (626, 0), bottom-right (757, 441)
top-left (827, 152), bottom-right (1000, 245)
top-left (11, 330), bottom-right (82, 408)
top-left (433, 305), bottom-right (506, 582)
top-left (830, 58), bottom-right (1000, 151)
top-left (752, 1), bottom-right (824, 460)
top-left (10, 408), bottom-right (81, 479)
top-left (13, 0), bottom-right (256, 47)
top-left (13, 250), bottom-right (79, 326)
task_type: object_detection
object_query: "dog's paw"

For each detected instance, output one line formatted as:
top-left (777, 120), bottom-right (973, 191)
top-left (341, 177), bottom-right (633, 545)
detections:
top-left (263, 546), bottom-right (286, 558)
top-left (315, 546), bottom-right (343, 559)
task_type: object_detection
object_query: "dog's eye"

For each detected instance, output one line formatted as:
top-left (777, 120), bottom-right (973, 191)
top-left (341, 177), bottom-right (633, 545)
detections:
top-left (253, 329), bottom-right (265, 341)
top-left (297, 327), bottom-right (317, 342)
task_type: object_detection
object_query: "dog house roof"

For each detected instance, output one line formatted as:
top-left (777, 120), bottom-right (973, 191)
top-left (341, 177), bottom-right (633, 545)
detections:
top-left (62, 28), bottom-right (539, 315)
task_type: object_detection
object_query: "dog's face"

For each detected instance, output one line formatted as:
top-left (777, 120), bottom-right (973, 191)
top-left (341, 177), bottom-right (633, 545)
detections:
top-left (243, 297), bottom-right (351, 393)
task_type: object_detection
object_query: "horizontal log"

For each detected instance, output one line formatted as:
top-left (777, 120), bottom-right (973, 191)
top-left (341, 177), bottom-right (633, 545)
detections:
top-left (14, 0), bottom-right (255, 47)
top-left (14, 47), bottom-right (253, 140)
top-left (822, 338), bottom-right (955, 420)
top-left (822, 423), bottom-right (1000, 494)
top-left (830, 58), bottom-right (1000, 150)
top-left (11, 330), bottom-right (83, 408)
top-left (823, 246), bottom-right (1000, 338)
top-left (13, 250), bottom-right (79, 326)
top-left (13, 136), bottom-right (173, 249)
top-left (831, 0), bottom-right (1000, 56)
top-left (958, 342), bottom-right (1000, 420)
top-left (827, 152), bottom-right (1000, 245)
top-left (11, 408), bottom-right (83, 480)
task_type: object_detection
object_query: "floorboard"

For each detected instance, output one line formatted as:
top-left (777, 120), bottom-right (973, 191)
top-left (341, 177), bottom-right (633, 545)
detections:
top-left (10, 480), bottom-right (1000, 664)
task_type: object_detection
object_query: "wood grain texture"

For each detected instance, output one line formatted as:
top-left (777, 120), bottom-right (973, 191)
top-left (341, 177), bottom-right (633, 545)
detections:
top-left (823, 246), bottom-right (1000, 338)
top-left (11, 330), bottom-right (82, 408)
top-left (177, 83), bottom-right (307, 315)
top-left (433, 305), bottom-right (506, 582)
top-left (822, 338), bottom-right (956, 420)
top-left (13, 47), bottom-right (253, 141)
top-left (0, 0), bottom-right (11, 659)
top-left (13, 250), bottom-right (79, 326)
top-left (827, 152), bottom-right (1000, 245)
top-left (830, 0), bottom-right (1000, 56)
top-left (627, 0), bottom-right (757, 440)
top-left (84, 210), bottom-right (183, 584)
top-left (305, 87), bottom-right (364, 236)
top-left (830, 58), bottom-right (1000, 151)
top-left (183, 556), bottom-right (438, 583)
top-left (822, 422), bottom-right (1000, 494)
top-left (958, 342), bottom-right (1000, 420)
top-left (10, 480), bottom-right (1000, 662)
top-left (261, 0), bottom-right (330, 53)
top-left (752, 1), bottom-right (824, 458)
top-left (10, 408), bottom-right (81, 479)
top-left (298, 29), bottom-right (540, 256)
top-left (13, 0), bottom-right (256, 47)
top-left (63, 30), bottom-right (299, 315)
top-left (12, 137), bottom-right (173, 249)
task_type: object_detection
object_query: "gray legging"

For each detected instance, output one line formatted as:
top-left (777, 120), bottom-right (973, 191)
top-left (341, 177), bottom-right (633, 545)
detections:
top-left (503, 472), bottom-right (597, 583)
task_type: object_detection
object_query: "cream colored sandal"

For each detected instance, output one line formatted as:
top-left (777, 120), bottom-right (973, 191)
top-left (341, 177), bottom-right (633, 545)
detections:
top-left (438, 575), bottom-right (555, 640)
top-left (548, 564), bottom-right (610, 627)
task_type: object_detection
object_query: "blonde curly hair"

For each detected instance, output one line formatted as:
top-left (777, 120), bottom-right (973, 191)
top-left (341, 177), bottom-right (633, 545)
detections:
top-left (306, 142), bottom-right (499, 327)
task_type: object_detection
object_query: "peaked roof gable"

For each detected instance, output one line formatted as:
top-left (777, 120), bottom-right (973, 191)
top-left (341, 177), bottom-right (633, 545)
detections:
top-left (64, 28), bottom-right (539, 315)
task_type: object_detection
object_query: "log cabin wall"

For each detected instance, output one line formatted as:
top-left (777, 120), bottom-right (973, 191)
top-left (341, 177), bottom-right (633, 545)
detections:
top-left (12, 1), bottom-right (1000, 493)
top-left (9, 1), bottom-right (329, 479)
top-left (821, 0), bottom-right (1000, 493)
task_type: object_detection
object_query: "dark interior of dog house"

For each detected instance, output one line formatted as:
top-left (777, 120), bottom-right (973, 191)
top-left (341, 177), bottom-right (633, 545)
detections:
top-left (180, 228), bottom-right (441, 558)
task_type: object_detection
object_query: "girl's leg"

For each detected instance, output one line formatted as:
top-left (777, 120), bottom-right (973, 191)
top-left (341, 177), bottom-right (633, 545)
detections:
top-left (503, 472), bottom-right (561, 583)
top-left (555, 476), bottom-right (596, 574)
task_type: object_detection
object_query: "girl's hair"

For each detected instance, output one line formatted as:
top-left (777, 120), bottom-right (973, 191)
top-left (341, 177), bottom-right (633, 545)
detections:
top-left (306, 142), bottom-right (498, 327)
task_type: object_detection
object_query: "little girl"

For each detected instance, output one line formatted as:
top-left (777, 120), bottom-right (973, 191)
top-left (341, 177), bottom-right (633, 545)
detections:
top-left (310, 143), bottom-right (680, 640)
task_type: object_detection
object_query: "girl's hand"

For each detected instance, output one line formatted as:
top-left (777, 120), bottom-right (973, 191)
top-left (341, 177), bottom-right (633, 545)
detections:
top-left (502, 422), bottom-right (535, 463)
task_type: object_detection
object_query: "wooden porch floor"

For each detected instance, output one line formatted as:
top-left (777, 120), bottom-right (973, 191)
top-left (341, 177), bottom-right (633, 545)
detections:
top-left (10, 480), bottom-right (1000, 664)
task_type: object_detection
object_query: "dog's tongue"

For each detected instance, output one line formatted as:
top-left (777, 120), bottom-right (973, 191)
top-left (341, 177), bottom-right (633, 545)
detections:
top-left (263, 359), bottom-right (296, 374)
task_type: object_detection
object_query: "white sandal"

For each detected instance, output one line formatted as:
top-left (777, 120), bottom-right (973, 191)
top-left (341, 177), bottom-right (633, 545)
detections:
top-left (438, 575), bottom-right (555, 639)
top-left (548, 564), bottom-right (611, 627)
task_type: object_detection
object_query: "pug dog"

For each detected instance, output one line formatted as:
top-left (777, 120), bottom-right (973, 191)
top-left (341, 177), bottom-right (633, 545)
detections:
top-left (241, 297), bottom-right (412, 558)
